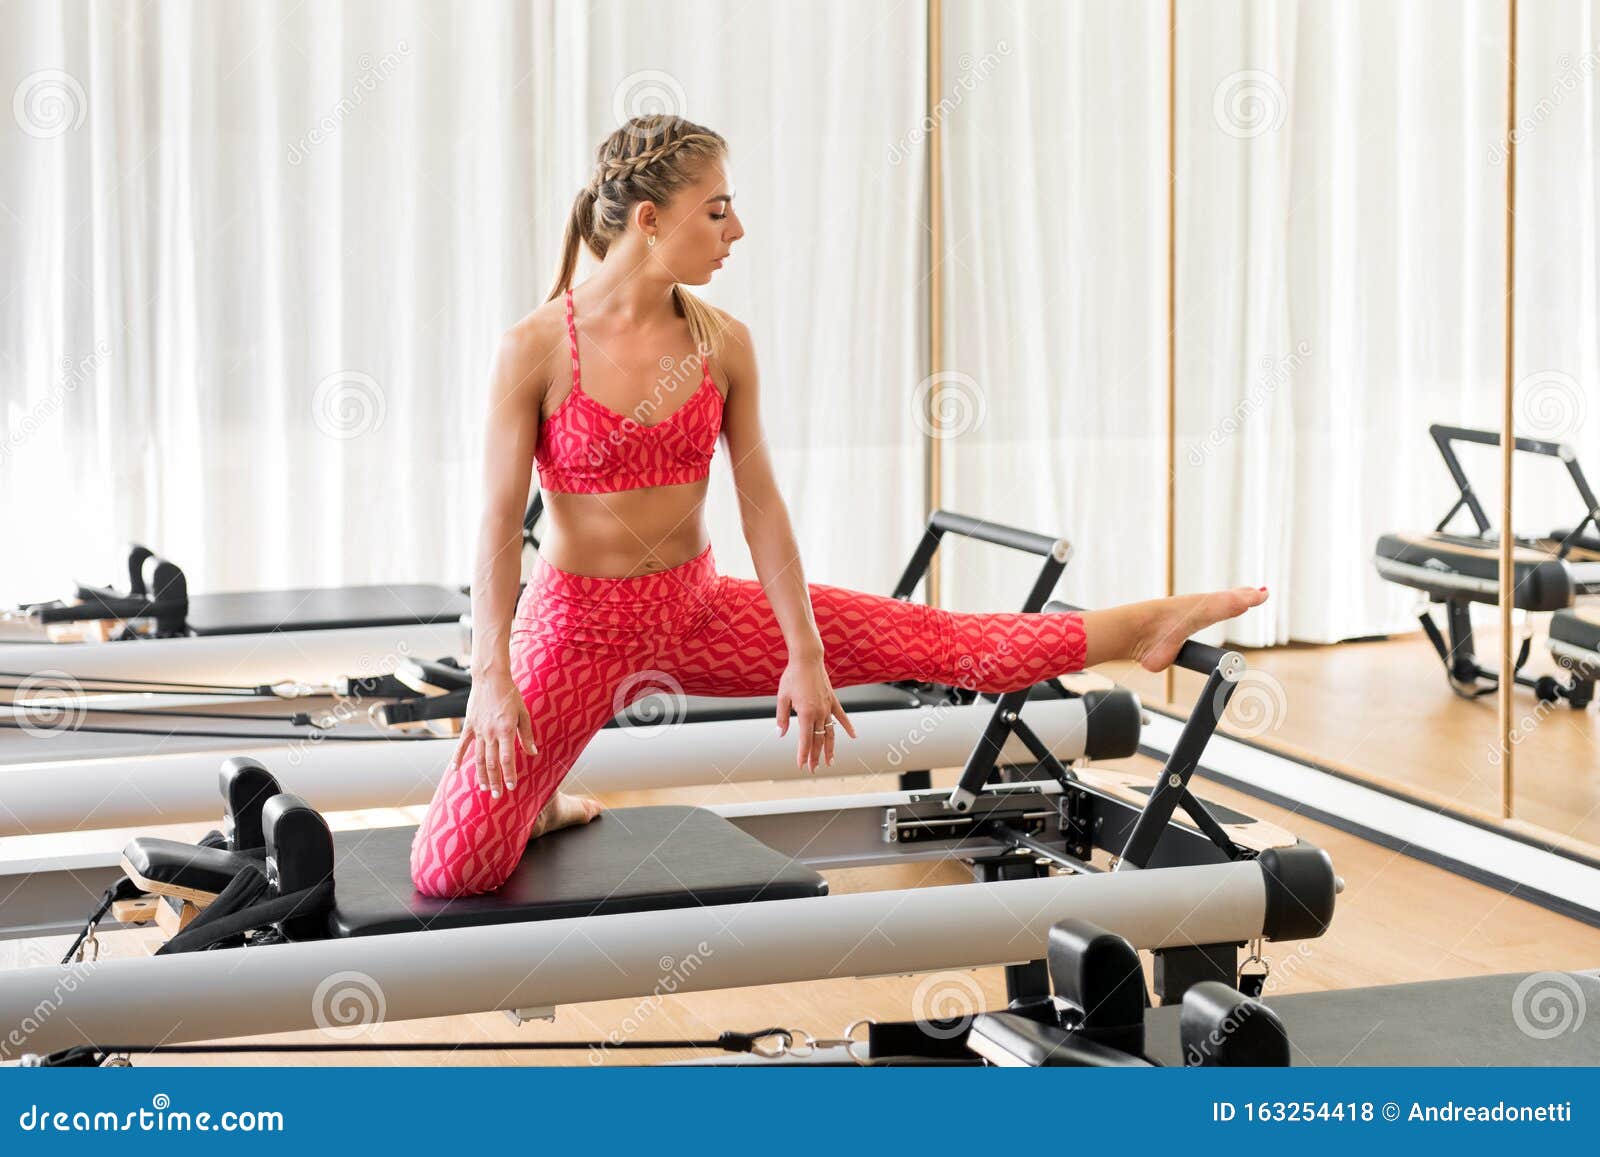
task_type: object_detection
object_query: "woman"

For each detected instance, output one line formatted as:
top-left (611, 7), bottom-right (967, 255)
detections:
top-left (409, 115), bottom-right (1267, 898)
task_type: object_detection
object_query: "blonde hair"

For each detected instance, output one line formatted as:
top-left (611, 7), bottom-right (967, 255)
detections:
top-left (547, 115), bottom-right (730, 359)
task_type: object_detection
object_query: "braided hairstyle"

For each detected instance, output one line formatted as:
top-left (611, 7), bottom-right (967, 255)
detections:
top-left (547, 115), bottom-right (730, 358)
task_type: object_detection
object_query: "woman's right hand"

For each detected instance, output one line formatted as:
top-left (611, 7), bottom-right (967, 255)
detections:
top-left (452, 669), bottom-right (537, 799)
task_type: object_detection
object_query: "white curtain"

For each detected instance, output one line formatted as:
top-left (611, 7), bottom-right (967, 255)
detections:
top-left (0, 0), bottom-right (928, 603)
top-left (10, 0), bottom-right (1600, 642)
top-left (940, 0), bottom-right (1171, 617)
top-left (944, 0), bottom-right (1600, 645)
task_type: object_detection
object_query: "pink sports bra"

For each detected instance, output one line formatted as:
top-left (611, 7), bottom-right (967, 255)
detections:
top-left (534, 289), bottom-right (724, 494)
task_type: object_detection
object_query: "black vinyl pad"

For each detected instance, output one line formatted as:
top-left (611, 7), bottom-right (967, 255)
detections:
top-left (1373, 532), bottom-right (1578, 611)
top-left (1550, 605), bottom-right (1600, 655)
top-left (328, 805), bottom-right (828, 938)
top-left (1144, 970), bottom-right (1600, 1066)
top-left (185, 584), bottom-right (469, 635)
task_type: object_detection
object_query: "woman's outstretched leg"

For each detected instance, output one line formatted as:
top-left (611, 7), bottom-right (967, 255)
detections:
top-left (664, 574), bottom-right (1267, 698)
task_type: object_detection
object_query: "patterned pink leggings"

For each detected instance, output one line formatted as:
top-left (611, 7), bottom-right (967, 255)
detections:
top-left (409, 543), bottom-right (1088, 897)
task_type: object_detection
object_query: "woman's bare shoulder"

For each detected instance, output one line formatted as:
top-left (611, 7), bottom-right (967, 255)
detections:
top-left (493, 299), bottom-right (567, 399)
top-left (706, 305), bottom-right (755, 382)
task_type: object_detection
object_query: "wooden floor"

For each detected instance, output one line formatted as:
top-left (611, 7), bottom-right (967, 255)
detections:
top-left (1123, 621), bottom-right (1600, 855)
top-left (11, 739), bottom-right (1598, 1067)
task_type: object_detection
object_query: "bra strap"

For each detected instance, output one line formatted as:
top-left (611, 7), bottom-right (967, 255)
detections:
top-left (563, 289), bottom-right (581, 388)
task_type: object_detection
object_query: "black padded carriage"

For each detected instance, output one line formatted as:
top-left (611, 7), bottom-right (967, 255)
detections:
top-left (1550, 604), bottom-right (1600, 658)
top-left (1143, 970), bottom-right (1600, 1066)
top-left (183, 584), bottom-right (469, 635)
top-left (326, 805), bottom-right (828, 938)
top-left (1372, 531), bottom-right (1600, 612)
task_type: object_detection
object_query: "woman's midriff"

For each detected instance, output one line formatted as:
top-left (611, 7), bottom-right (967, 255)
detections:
top-left (536, 481), bottom-right (712, 579)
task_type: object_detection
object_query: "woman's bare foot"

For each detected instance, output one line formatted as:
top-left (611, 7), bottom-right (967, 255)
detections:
top-left (1132, 587), bottom-right (1268, 672)
top-left (528, 792), bottom-right (605, 840)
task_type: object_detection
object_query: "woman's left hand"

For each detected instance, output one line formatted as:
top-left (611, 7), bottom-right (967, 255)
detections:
top-left (776, 656), bottom-right (857, 771)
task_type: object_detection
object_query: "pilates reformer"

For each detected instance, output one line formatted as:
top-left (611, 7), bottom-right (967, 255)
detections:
top-left (0, 623), bottom-right (1339, 1064)
top-left (0, 537), bottom-right (484, 689)
top-left (1373, 423), bottom-right (1600, 705)
top-left (0, 541), bottom-right (466, 646)
top-left (2, 493), bottom-right (555, 649)
top-left (0, 495), bottom-right (548, 696)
